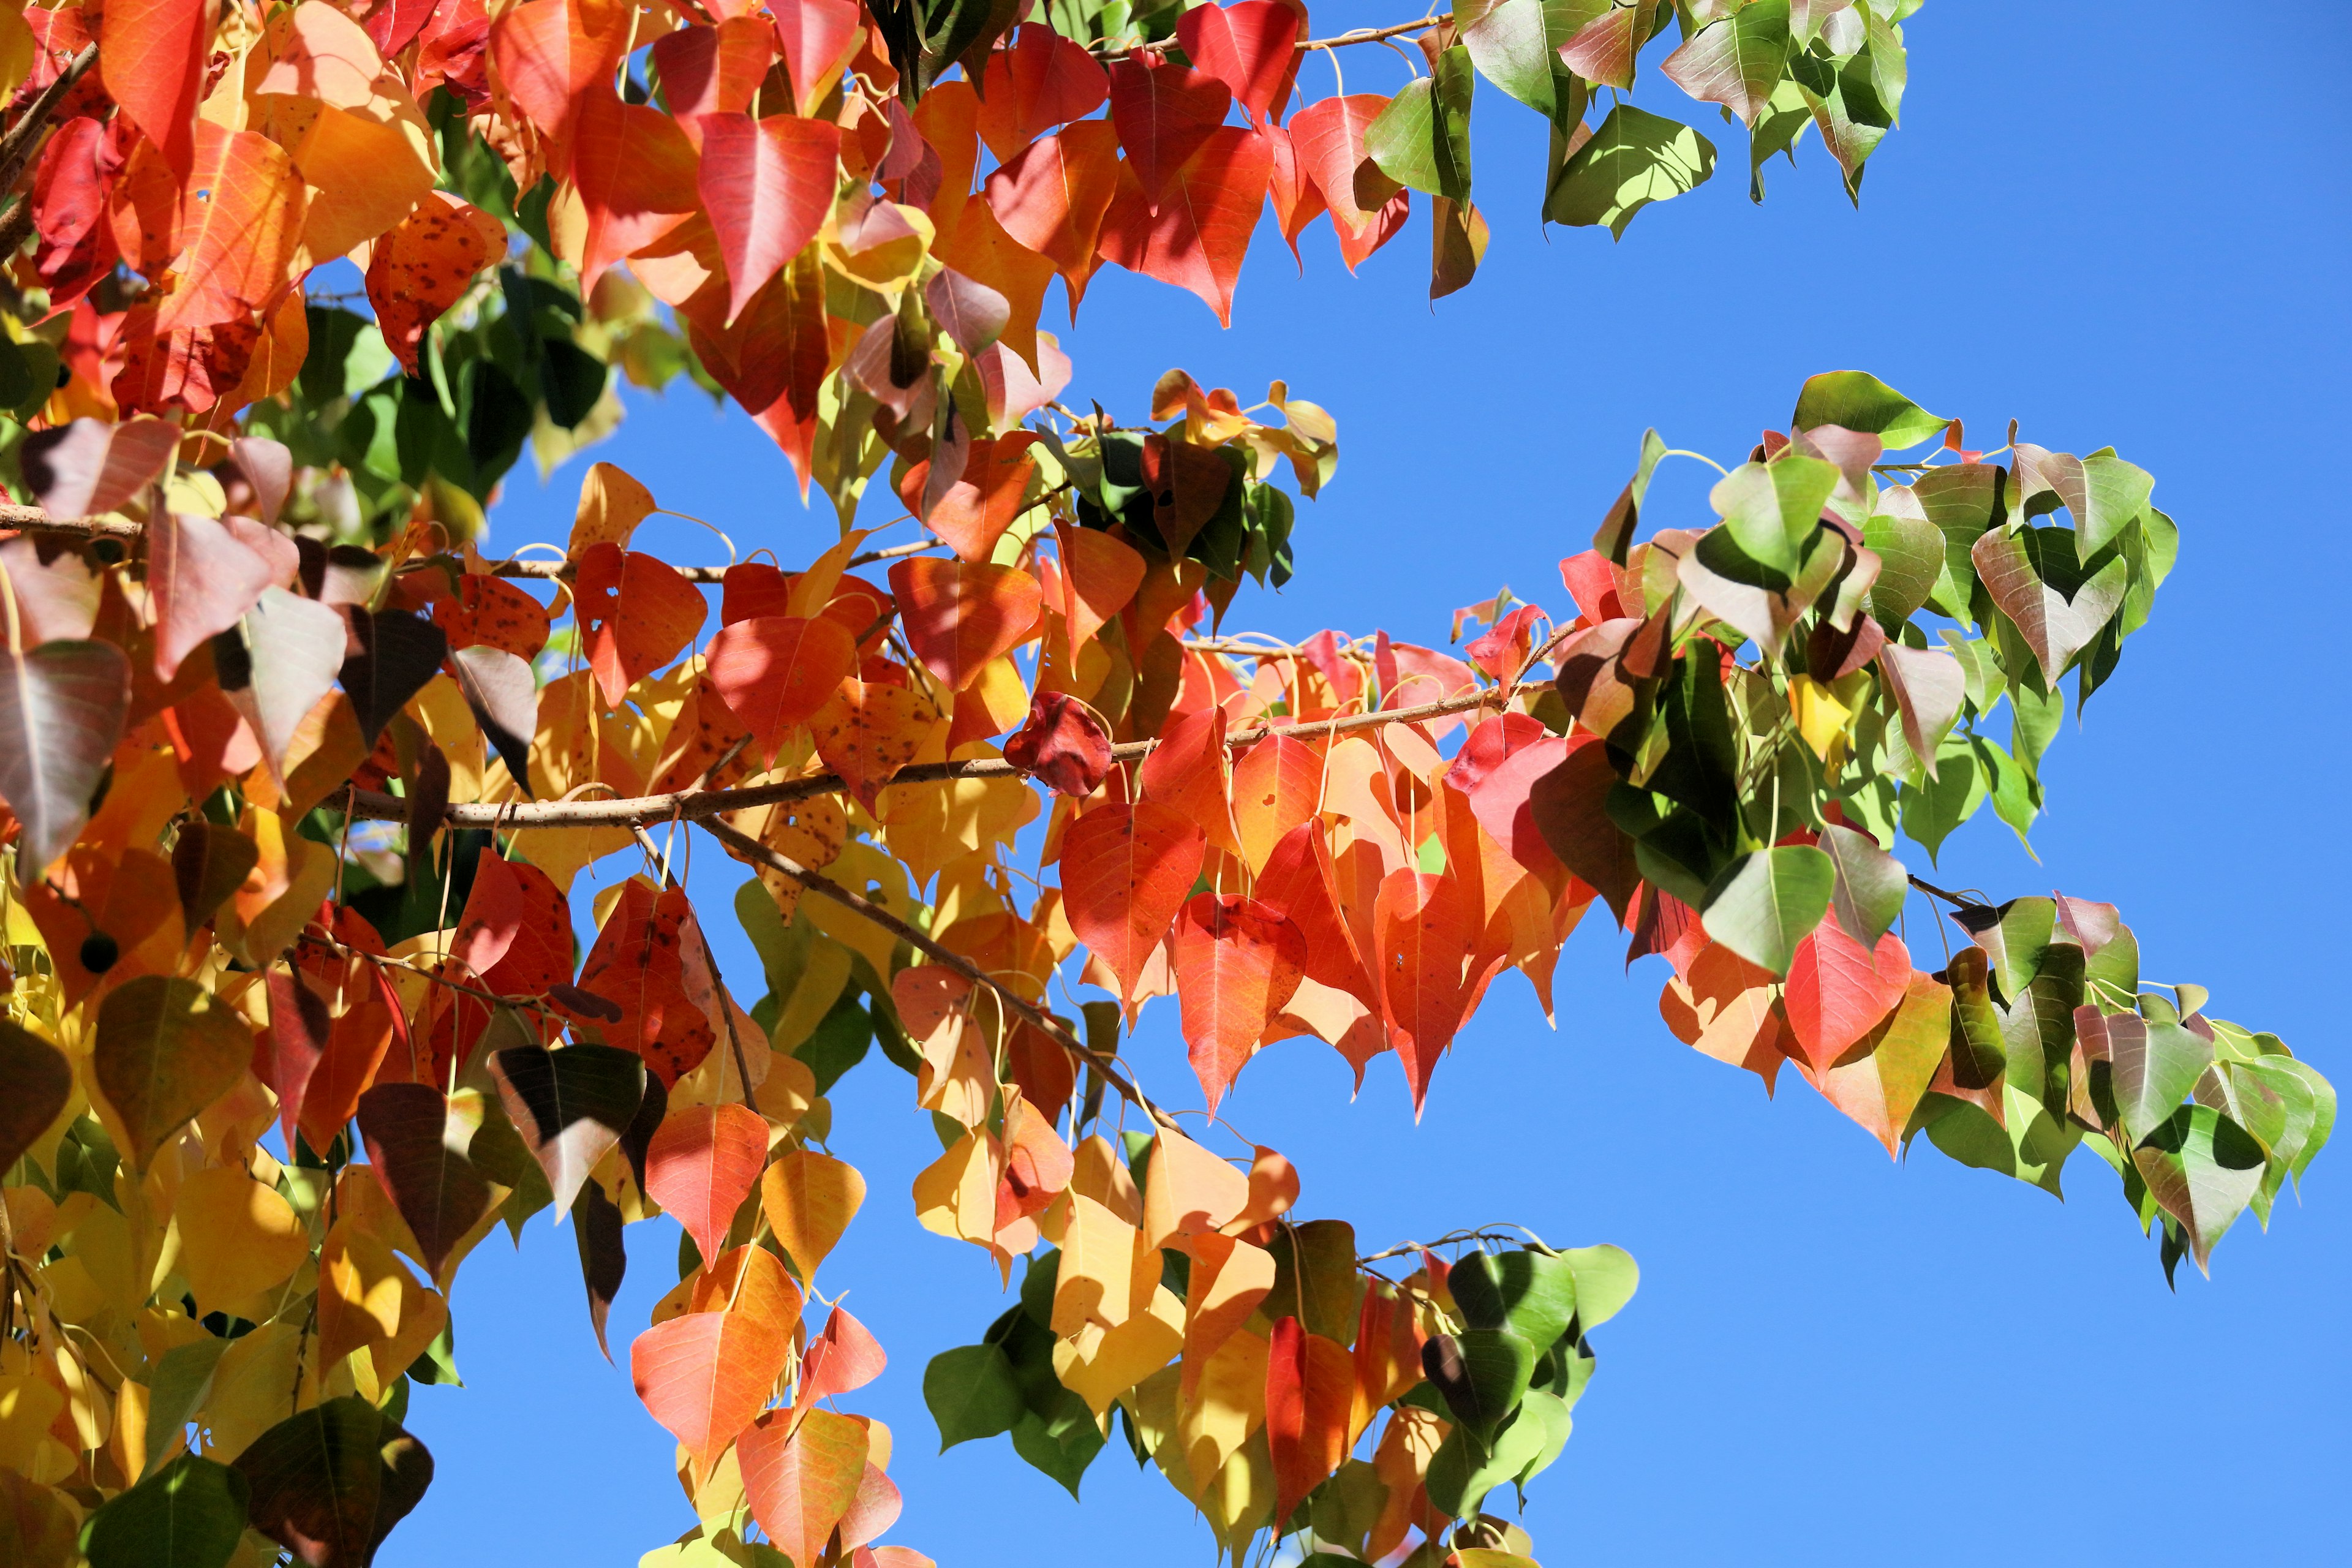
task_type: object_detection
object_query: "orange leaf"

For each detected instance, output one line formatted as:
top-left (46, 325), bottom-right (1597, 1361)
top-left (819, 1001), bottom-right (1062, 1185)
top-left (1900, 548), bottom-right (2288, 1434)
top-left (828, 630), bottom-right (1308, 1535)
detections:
top-left (573, 542), bottom-right (707, 708)
top-left (886, 558), bottom-right (1042, 690)
top-left (1058, 800), bottom-right (1206, 1017)
top-left (431, 573), bottom-right (553, 660)
top-left (741, 1407), bottom-right (869, 1568)
top-left (1137, 704), bottom-right (1240, 856)
top-left (488, 0), bottom-right (634, 159)
top-left (1049, 519), bottom-right (1145, 651)
top-left (1372, 869), bottom-right (1481, 1111)
top-left (1811, 969), bottom-right (1953, 1156)
top-left (898, 432), bottom-right (1039, 562)
top-left (1172, 893), bottom-right (1306, 1116)
top-left (156, 126), bottom-right (305, 334)
top-left (797, 1303), bottom-right (888, 1408)
top-left (365, 194), bottom-right (503, 377)
top-left (646, 1102), bottom-right (771, 1270)
top-left (703, 615), bottom-right (858, 766)
top-left (982, 120), bottom-right (1121, 297)
top-left (760, 1147), bottom-right (865, 1281)
top-left (630, 1304), bottom-right (795, 1472)
top-left (1099, 126), bottom-right (1271, 326)
top-left (1288, 94), bottom-right (1411, 270)
top-left (1659, 940), bottom-right (1787, 1093)
top-left (1265, 1316), bottom-right (1354, 1529)
top-left (696, 111), bottom-right (839, 324)
top-left (810, 675), bottom-right (941, 810)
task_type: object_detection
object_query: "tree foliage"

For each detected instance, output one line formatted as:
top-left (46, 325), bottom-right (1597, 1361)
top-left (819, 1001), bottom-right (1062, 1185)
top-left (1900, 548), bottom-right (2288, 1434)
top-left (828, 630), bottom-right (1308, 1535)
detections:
top-left (0, 1), bottom-right (2329, 1566)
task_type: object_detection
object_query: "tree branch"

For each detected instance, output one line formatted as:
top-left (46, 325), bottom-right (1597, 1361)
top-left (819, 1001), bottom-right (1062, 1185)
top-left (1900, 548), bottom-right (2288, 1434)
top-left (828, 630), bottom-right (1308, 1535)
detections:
top-left (0, 43), bottom-right (97, 193)
top-left (345, 684), bottom-right (1513, 830)
top-left (1907, 873), bottom-right (1988, 911)
top-left (696, 814), bottom-right (1180, 1131)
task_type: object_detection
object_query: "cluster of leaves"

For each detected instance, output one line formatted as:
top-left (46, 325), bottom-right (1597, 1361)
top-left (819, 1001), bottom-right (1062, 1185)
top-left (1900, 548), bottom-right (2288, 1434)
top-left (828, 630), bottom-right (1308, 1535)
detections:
top-left (0, 1), bottom-right (2324, 1566)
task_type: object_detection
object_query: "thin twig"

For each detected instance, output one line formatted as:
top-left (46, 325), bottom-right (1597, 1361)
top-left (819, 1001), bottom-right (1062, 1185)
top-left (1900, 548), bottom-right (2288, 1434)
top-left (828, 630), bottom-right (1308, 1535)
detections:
top-left (345, 684), bottom-right (1513, 831)
top-left (697, 814), bottom-right (1179, 1131)
top-left (1907, 873), bottom-right (1988, 910)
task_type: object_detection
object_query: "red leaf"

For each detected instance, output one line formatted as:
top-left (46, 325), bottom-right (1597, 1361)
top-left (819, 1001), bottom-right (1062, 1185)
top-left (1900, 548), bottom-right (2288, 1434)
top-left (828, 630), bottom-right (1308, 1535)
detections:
top-left (984, 121), bottom-right (1123, 302)
top-left (451, 854), bottom-right (573, 998)
top-left (1173, 893), bottom-right (1306, 1114)
top-left (696, 111), bottom-right (840, 325)
top-left (1464, 603), bottom-right (1547, 679)
top-left (577, 881), bottom-right (717, 1087)
top-left (650, 18), bottom-right (772, 133)
top-left (1784, 915), bottom-right (1912, 1076)
top-left (575, 542), bottom-right (708, 707)
top-left (886, 558), bottom-right (1041, 690)
top-left (99, 0), bottom-right (211, 179)
top-left (31, 117), bottom-right (121, 308)
top-left (976, 23), bottom-right (1110, 160)
top-left (1373, 870), bottom-right (1480, 1111)
top-left (365, 193), bottom-right (504, 376)
top-left (1558, 549), bottom-right (1629, 623)
top-left (1058, 800), bottom-right (1207, 1016)
top-left (646, 1102), bottom-right (771, 1269)
top-left (1254, 821), bottom-right (1378, 1013)
top-left (257, 968), bottom-right (331, 1154)
top-left (1003, 691), bottom-right (1113, 797)
top-left (1107, 54), bottom-right (1232, 208)
top-left (1048, 518), bottom-right (1145, 650)
top-left (1265, 1316), bottom-right (1354, 1528)
top-left (703, 614), bottom-right (859, 765)
top-left (740, 1408), bottom-right (869, 1566)
top-left (1262, 123), bottom-right (1325, 262)
top-left (488, 0), bottom-right (633, 159)
top-left (809, 676), bottom-right (940, 811)
top-left (1138, 704), bottom-right (1240, 855)
top-left (1447, 718), bottom-right (1570, 883)
top-left (836, 1463), bottom-right (902, 1555)
top-left (631, 1306), bottom-right (796, 1472)
top-left (896, 432), bottom-right (1038, 561)
top-left (571, 87), bottom-right (702, 296)
top-left (18, 415), bottom-right (181, 520)
top-left (1099, 126), bottom-right (1270, 326)
top-left (1288, 94), bottom-right (1411, 270)
top-left (797, 1305), bottom-right (887, 1408)
top-left (769, 0), bottom-right (863, 114)
top-left (1175, 1), bottom-right (1303, 126)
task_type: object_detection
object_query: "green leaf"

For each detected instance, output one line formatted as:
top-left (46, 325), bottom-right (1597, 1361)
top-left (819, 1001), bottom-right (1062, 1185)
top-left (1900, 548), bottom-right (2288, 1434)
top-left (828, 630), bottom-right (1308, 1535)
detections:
top-left (1008, 1384), bottom-right (1104, 1498)
top-left (1423, 1395), bottom-right (1551, 1516)
top-left (1448, 1249), bottom-right (1577, 1351)
top-left (1914, 1084), bottom-right (2080, 1197)
top-left (1898, 737), bottom-right (1981, 861)
top-left (1594, 426), bottom-right (1668, 560)
top-left (1819, 823), bottom-right (1907, 948)
top-left (1544, 105), bottom-right (1716, 238)
top-left (1423, 1328), bottom-right (1536, 1448)
top-left (1709, 456), bottom-right (1838, 576)
top-left (1861, 502), bottom-right (1942, 626)
top-left (80, 1455), bottom-right (249, 1568)
top-left (1558, 1243), bottom-right (1639, 1331)
top-left (1454, 0), bottom-right (1602, 123)
top-left (1365, 46), bottom-right (1476, 201)
top-left (1659, 0), bottom-right (1792, 126)
top-left (1700, 846), bottom-right (1834, 976)
top-left (2132, 1106), bottom-right (2264, 1273)
top-left (925, 1343), bottom-right (1025, 1450)
top-left (144, 1338), bottom-right (233, 1474)
top-left (2106, 1014), bottom-right (2212, 1148)
top-left (1791, 371), bottom-right (1949, 449)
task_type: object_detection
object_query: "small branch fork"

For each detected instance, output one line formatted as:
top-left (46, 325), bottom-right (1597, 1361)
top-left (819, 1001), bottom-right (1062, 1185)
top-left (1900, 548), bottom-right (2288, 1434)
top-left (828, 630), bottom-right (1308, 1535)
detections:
top-left (1906, 873), bottom-right (1988, 911)
top-left (0, 43), bottom-right (99, 254)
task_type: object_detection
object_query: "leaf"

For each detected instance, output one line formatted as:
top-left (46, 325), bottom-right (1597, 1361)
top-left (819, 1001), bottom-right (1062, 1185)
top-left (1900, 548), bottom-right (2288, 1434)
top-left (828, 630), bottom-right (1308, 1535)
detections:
top-left (1373, 869), bottom-right (1482, 1110)
top-left (1700, 846), bottom-right (1835, 977)
top-left (1660, 0), bottom-right (1793, 126)
top-left (1289, 93), bottom-right (1413, 262)
top-left (94, 977), bottom-right (251, 1170)
top-left (1544, 105), bottom-right (1716, 238)
top-left (886, 559), bottom-right (1041, 690)
top-left (143, 1338), bottom-right (232, 1474)
top-left (450, 646), bottom-right (537, 786)
top-left (1099, 126), bottom-right (1273, 326)
top-left (798, 1305), bottom-right (887, 1406)
top-left (976, 23), bottom-right (1111, 156)
top-left (222, 587), bottom-right (349, 776)
top-left (925, 1343), bottom-right (1025, 1449)
top-left (1421, 1327), bottom-right (1534, 1447)
top-left (810, 677), bottom-right (941, 811)
top-left (1783, 915), bottom-right (1910, 1073)
top-left (761, 1147), bottom-right (866, 1281)
top-left (574, 543), bottom-right (707, 709)
top-left (740, 1408), bottom-right (869, 1568)
top-left (1455, 0), bottom-right (1592, 119)
top-left (1106, 54), bottom-right (1231, 207)
top-left (571, 1177), bottom-right (627, 1358)
top-left (1529, 741), bottom-right (1640, 925)
top-left (175, 1166), bottom-right (310, 1315)
top-left (632, 1305), bottom-right (797, 1472)
top-left (339, 609), bottom-right (448, 747)
top-left (148, 512), bottom-right (287, 681)
top-left (924, 268), bottom-right (1011, 358)
top-left (703, 616), bottom-right (859, 766)
top-left (355, 1084), bottom-right (496, 1278)
top-left (77, 1455), bottom-right (249, 1568)
top-left (489, 1044), bottom-right (647, 1219)
top-left (1264, 1317), bottom-right (1353, 1528)
top-left (646, 1102), bottom-right (770, 1272)
top-left (0, 636), bottom-right (129, 873)
top-left (99, 0), bottom-right (211, 178)
top-left (1558, 1243), bottom-right (1639, 1330)
top-left (696, 112), bottom-right (840, 325)
top-left (1559, 0), bottom-right (1665, 92)
top-left (1449, 1248), bottom-right (1579, 1351)
top-left (2102, 1012), bottom-right (2213, 1148)
top-left (233, 1397), bottom-right (432, 1568)
top-left (1366, 45), bottom-right (1475, 202)
top-left (571, 86), bottom-right (703, 295)
top-left (1819, 822), bottom-right (1907, 948)
top-left (1874, 642), bottom-right (1964, 779)
top-left (154, 127), bottom-right (304, 336)
top-left (1709, 456), bottom-right (1838, 576)
top-left (1174, 2), bottom-right (1301, 125)
top-left (1172, 893), bottom-right (1308, 1116)
top-left (2134, 1106), bottom-right (2265, 1273)
top-left (19, 417), bottom-right (181, 519)
top-left (1791, 371), bottom-right (1950, 450)
top-left (1970, 527), bottom-right (2129, 686)
top-left (0, 1021), bottom-right (70, 1175)
top-left (1003, 691), bottom-right (1113, 797)
top-left (364, 195), bottom-right (503, 377)
top-left (983, 122), bottom-right (1124, 288)
top-left (1058, 801), bottom-right (1207, 1016)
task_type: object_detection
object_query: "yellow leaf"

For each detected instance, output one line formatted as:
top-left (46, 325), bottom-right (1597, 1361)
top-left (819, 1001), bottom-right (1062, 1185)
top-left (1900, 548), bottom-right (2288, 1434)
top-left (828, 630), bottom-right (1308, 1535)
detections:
top-left (762, 1147), bottom-right (865, 1280)
top-left (203, 1322), bottom-right (302, 1460)
top-left (1050, 1192), bottom-right (1159, 1337)
top-left (1052, 1285), bottom-right (1182, 1414)
top-left (1199, 1428), bottom-right (1276, 1550)
top-left (1787, 674), bottom-right (1853, 763)
top-left (910, 1131), bottom-right (997, 1251)
top-left (1142, 1129), bottom-right (1250, 1251)
top-left (174, 1166), bottom-right (309, 1316)
top-left (271, 100), bottom-right (437, 262)
top-left (1068, 1134), bottom-right (1143, 1226)
top-left (1178, 1234), bottom-right (1275, 1403)
top-left (1180, 1325), bottom-right (1267, 1480)
top-left (315, 1220), bottom-right (421, 1366)
top-left (0, 1376), bottom-right (65, 1472)
top-left (570, 461), bottom-right (657, 557)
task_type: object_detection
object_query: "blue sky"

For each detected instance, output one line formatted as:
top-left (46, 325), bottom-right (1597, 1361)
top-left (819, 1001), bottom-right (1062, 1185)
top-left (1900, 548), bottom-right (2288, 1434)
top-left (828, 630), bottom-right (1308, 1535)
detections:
top-left (383, 3), bottom-right (2352, 1563)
